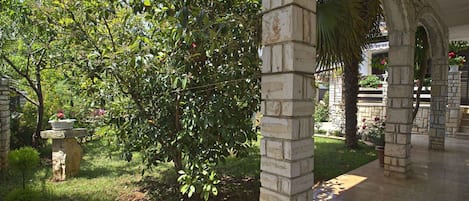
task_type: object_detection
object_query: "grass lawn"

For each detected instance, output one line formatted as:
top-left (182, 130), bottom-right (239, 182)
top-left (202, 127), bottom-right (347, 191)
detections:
top-left (0, 136), bottom-right (376, 201)
top-left (314, 136), bottom-right (377, 182)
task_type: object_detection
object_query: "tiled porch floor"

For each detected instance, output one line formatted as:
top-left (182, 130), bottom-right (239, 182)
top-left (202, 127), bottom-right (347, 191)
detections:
top-left (313, 135), bottom-right (469, 201)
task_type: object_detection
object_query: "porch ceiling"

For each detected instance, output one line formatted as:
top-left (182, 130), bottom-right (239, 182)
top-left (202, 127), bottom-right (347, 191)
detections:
top-left (435, 0), bottom-right (469, 41)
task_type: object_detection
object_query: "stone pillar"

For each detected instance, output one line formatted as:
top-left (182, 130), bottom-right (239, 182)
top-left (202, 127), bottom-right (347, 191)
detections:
top-left (384, 31), bottom-right (415, 178)
top-left (41, 129), bottom-right (87, 181)
top-left (428, 58), bottom-right (448, 150)
top-left (329, 74), bottom-right (345, 132)
top-left (382, 80), bottom-right (388, 114)
top-left (446, 66), bottom-right (461, 137)
top-left (0, 78), bottom-right (10, 173)
top-left (260, 1), bottom-right (316, 200)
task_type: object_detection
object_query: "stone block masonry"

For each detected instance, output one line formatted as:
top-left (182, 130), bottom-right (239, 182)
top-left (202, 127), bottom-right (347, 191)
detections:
top-left (446, 70), bottom-right (461, 136)
top-left (261, 1), bottom-right (316, 200)
top-left (0, 78), bottom-right (9, 172)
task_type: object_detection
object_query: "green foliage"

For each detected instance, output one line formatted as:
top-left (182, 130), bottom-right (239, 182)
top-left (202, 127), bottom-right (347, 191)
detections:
top-left (449, 41), bottom-right (469, 53)
top-left (332, 130), bottom-right (343, 137)
top-left (317, 0), bottom-right (383, 67)
top-left (8, 147), bottom-right (40, 189)
top-left (42, 0), bottom-right (262, 200)
top-left (6, 188), bottom-right (43, 201)
top-left (359, 75), bottom-right (381, 88)
top-left (371, 56), bottom-right (387, 71)
top-left (0, 0), bottom-right (80, 146)
top-left (314, 103), bottom-right (329, 123)
top-left (358, 117), bottom-right (385, 146)
top-left (314, 91), bottom-right (329, 123)
top-left (448, 41), bottom-right (468, 67)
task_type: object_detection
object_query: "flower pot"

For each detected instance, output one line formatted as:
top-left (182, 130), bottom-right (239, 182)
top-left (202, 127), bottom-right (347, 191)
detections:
top-left (49, 119), bottom-right (76, 130)
top-left (449, 65), bottom-right (459, 72)
top-left (376, 146), bottom-right (384, 167)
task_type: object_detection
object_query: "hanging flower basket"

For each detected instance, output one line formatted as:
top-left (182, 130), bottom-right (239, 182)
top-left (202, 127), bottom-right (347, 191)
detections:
top-left (48, 119), bottom-right (76, 130)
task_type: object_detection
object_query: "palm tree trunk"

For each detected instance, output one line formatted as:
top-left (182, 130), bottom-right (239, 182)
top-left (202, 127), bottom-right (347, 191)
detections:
top-left (343, 59), bottom-right (359, 149)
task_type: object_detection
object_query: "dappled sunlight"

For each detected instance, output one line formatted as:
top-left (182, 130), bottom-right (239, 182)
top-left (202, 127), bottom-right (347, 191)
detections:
top-left (313, 174), bottom-right (368, 201)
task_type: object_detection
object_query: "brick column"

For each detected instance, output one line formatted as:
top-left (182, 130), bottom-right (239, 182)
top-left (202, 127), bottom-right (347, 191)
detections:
top-left (446, 66), bottom-right (461, 137)
top-left (382, 80), bottom-right (388, 114)
top-left (260, 1), bottom-right (316, 200)
top-left (384, 30), bottom-right (415, 178)
top-left (427, 57), bottom-right (448, 150)
top-left (329, 74), bottom-right (345, 133)
top-left (0, 78), bottom-right (10, 172)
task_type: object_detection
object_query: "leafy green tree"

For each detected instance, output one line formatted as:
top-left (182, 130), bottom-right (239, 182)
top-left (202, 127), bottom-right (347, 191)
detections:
top-left (0, 0), bottom-right (69, 146)
top-left (317, 0), bottom-right (382, 148)
top-left (49, 0), bottom-right (261, 199)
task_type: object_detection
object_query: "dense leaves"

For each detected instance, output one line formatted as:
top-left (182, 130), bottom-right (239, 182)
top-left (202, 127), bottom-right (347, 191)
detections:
top-left (45, 0), bottom-right (261, 200)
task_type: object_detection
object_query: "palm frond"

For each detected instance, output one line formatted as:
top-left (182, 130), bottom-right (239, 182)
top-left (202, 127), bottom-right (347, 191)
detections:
top-left (316, 0), bottom-right (383, 72)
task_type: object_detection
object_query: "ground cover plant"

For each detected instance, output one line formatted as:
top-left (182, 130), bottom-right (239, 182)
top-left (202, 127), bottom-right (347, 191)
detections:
top-left (0, 136), bottom-right (376, 200)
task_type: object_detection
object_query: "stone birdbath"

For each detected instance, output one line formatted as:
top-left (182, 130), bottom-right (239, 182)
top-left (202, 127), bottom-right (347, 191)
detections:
top-left (40, 128), bottom-right (87, 181)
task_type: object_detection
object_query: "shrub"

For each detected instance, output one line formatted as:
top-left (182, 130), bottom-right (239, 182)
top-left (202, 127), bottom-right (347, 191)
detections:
top-left (314, 92), bottom-right (329, 123)
top-left (8, 147), bottom-right (40, 189)
top-left (314, 103), bottom-right (329, 123)
top-left (359, 75), bottom-right (381, 88)
top-left (332, 130), bottom-right (343, 137)
top-left (358, 117), bottom-right (385, 146)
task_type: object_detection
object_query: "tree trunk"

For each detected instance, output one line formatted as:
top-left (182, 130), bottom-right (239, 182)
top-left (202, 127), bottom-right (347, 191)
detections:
top-left (173, 99), bottom-right (183, 171)
top-left (173, 150), bottom-right (183, 171)
top-left (412, 29), bottom-right (429, 121)
top-left (32, 65), bottom-right (44, 147)
top-left (343, 59), bottom-right (359, 149)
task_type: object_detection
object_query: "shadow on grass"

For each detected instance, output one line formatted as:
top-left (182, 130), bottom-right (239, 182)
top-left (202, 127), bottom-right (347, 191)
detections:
top-left (136, 145), bottom-right (261, 201)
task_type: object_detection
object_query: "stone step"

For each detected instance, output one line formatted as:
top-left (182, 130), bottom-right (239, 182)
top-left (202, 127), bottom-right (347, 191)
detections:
top-left (459, 126), bottom-right (469, 133)
top-left (454, 132), bottom-right (469, 140)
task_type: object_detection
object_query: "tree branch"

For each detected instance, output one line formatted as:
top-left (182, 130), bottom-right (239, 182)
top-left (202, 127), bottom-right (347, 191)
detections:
top-left (9, 86), bottom-right (39, 106)
top-left (103, 18), bottom-right (116, 52)
top-left (68, 9), bottom-right (103, 56)
top-left (1, 55), bottom-right (39, 95)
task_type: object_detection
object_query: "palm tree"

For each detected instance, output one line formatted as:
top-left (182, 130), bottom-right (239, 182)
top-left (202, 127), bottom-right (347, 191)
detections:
top-left (317, 0), bottom-right (383, 148)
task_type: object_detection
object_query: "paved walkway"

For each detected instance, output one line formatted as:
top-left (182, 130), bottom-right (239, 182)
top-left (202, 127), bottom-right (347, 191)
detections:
top-left (313, 135), bottom-right (469, 201)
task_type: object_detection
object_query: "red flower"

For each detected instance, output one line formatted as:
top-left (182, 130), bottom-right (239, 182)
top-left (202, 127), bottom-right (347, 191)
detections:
top-left (362, 118), bottom-right (366, 122)
top-left (448, 51), bottom-right (456, 58)
top-left (380, 58), bottom-right (387, 65)
top-left (362, 125), bottom-right (367, 129)
top-left (57, 112), bottom-right (65, 119)
top-left (374, 117), bottom-right (380, 122)
top-left (191, 43), bottom-right (197, 48)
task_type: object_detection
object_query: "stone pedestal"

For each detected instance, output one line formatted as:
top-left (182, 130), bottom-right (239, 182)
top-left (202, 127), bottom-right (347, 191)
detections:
top-left (41, 128), bottom-right (87, 181)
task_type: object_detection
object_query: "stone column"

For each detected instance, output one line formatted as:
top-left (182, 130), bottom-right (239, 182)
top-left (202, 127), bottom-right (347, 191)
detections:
top-left (329, 74), bottom-right (345, 132)
top-left (260, 1), bottom-right (316, 200)
top-left (382, 80), bottom-right (388, 114)
top-left (384, 30), bottom-right (415, 178)
top-left (0, 78), bottom-right (10, 173)
top-left (428, 58), bottom-right (448, 150)
top-left (446, 66), bottom-right (461, 137)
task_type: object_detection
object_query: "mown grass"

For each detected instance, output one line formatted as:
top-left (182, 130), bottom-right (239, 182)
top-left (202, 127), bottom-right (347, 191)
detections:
top-left (314, 136), bottom-right (377, 182)
top-left (0, 136), bottom-right (376, 201)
